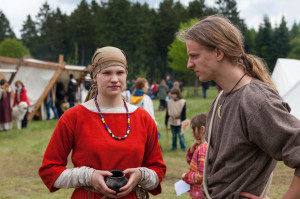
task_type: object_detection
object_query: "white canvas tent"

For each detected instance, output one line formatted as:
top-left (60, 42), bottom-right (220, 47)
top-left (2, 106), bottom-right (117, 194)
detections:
top-left (0, 55), bottom-right (91, 121)
top-left (272, 58), bottom-right (300, 120)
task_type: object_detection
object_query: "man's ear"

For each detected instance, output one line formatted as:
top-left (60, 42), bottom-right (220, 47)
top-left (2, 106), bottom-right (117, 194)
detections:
top-left (215, 48), bottom-right (224, 61)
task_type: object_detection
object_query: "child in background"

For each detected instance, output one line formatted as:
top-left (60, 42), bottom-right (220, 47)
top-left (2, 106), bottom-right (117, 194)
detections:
top-left (165, 87), bottom-right (186, 151)
top-left (182, 113), bottom-right (208, 199)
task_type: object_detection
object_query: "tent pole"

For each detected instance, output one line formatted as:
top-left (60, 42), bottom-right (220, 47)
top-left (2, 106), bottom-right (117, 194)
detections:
top-left (27, 55), bottom-right (66, 121)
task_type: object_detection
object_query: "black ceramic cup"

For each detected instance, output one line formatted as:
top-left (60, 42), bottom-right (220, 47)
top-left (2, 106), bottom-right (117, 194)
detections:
top-left (105, 170), bottom-right (128, 193)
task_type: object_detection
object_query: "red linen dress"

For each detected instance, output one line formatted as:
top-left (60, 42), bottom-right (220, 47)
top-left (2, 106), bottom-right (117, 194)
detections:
top-left (39, 104), bottom-right (166, 198)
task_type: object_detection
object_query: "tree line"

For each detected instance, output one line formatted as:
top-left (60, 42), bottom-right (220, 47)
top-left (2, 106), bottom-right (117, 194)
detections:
top-left (1, 0), bottom-right (300, 85)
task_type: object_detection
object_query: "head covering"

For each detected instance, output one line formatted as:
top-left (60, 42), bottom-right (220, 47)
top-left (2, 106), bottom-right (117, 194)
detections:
top-left (84, 46), bottom-right (128, 102)
top-left (91, 46), bottom-right (128, 78)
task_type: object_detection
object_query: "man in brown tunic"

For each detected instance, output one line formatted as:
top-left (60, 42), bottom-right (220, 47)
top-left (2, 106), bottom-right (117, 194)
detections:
top-left (183, 15), bottom-right (300, 199)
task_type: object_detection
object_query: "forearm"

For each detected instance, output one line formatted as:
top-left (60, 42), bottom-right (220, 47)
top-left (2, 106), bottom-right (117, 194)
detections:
top-left (53, 166), bottom-right (95, 188)
top-left (138, 167), bottom-right (159, 190)
top-left (283, 175), bottom-right (300, 199)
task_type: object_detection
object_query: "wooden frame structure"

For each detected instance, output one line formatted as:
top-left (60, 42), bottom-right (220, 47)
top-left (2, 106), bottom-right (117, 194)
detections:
top-left (0, 55), bottom-right (90, 121)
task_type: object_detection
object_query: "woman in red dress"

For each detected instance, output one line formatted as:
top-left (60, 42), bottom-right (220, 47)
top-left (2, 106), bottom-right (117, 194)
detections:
top-left (39, 46), bottom-right (166, 199)
top-left (13, 80), bottom-right (30, 128)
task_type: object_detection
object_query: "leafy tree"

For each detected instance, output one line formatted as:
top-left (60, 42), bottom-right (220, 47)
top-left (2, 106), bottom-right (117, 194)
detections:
top-left (36, 1), bottom-right (51, 35)
top-left (273, 17), bottom-right (289, 59)
top-left (244, 28), bottom-right (256, 54)
top-left (69, 0), bottom-right (95, 65)
top-left (30, 1), bottom-right (52, 60)
top-left (215, 0), bottom-right (246, 32)
top-left (287, 37), bottom-right (300, 59)
top-left (40, 8), bottom-right (69, 61)
top-left (155, 0), bottom-right (183, 77)
top-left (289, 22), bottom-right (300, 40)
top-left (255, 15), bottom-right (274, 71)
top-left (0, 10), bottom-right (15, 42)
top-left (167, 18), bottom-right (198, 84)
top-left (21, 15), bottom-right (38, 56)
top-left (0, 38), bottom-right (30, 58)
top-left (99, 0), bottom-right (132, 49)
top-left (173, 1), bottom-right (188, 23)
top-left (187, 0), bottom-right (206, 19)
top-left (126, 2), bottom-right (157, 80)
top-left (90, 0), bottom-right (105, 47)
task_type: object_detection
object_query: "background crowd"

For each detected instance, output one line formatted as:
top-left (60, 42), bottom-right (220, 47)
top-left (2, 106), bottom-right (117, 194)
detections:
top-left (0, 72), bottom-right (209, 137)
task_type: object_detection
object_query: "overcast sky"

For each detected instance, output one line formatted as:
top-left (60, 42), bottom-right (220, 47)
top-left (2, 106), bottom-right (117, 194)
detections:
top-left (1, 0), bottom-right (300, 39)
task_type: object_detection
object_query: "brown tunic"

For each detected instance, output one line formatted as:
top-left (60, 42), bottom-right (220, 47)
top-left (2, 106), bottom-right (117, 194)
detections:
top-left (205, 78), bottom-right (300, 198)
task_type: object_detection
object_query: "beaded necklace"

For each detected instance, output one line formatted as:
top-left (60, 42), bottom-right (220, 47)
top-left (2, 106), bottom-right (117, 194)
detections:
top-left (94, 94), bottom-right (130, 140)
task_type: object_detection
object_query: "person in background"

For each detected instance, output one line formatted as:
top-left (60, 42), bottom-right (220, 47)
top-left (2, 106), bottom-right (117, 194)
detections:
top-left (131, 77), bottom-right (157, 124)
top-left (201, 82), bottom-right (209, 99)
top-left (166, 75), bottom-right (173, 90)
top-left (157, 79), bottom-right (169, 111)
top-left (46, 86), bottom-right (59, 120)
top-left (39, 46), bottom-right (166, 199)
top-left (67, 74), bottom-right (77, 108)
top-left (13, 80), bottom-right (30, 128)
top-left (173, 81), bottom-right (180, 90)
top-left (165, 87), bottom-right (186, 151)
top-left (0, 79), bottom-right (12, 131)
top-left (121, 84), bottom-right (131, 103)
top-left (183, 14), bottom-right (300, 198)
top-left (182, 113), bottom-right (208, 199)
top-left (179, 81), bottom-right (184, 92)
top-left (55, 81), bottom-right (65, 117)
top-left (151, 81), bottom-right (158, 99)
top-left (130, 79), bottom-right (136, 94)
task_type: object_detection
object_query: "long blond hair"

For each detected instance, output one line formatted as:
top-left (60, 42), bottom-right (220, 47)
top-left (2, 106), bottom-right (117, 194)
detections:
top-left (182, 14), bottom-right (277, 92)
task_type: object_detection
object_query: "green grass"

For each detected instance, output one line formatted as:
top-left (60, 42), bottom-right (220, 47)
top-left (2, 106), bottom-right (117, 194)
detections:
top-left (0, 88), bottom-right (294, 198)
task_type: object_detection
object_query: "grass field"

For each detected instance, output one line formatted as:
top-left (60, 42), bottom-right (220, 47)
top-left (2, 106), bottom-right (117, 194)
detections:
top-left (0, 89), bottom-right (294, 198)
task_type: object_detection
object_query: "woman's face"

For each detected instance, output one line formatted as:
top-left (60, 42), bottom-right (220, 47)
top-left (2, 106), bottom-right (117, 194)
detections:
top-left (186, 39), bottom-right (219, 82)
top-left (142, 82), bottom-right (149, 92)
top-left (93, 65), bottom-right (127, 98)
top-left (16, 82), bottom-right (22, 88)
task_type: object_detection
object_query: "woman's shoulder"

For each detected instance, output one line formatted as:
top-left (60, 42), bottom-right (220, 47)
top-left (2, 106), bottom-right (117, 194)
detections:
top-left (62, 104), bottom-right (88, 117)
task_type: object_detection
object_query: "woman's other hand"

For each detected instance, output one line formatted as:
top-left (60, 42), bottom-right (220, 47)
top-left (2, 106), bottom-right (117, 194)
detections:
top-left (91, 170), bottom-right (117, 198)
top-left (117, 168), bottom-right (142, 198)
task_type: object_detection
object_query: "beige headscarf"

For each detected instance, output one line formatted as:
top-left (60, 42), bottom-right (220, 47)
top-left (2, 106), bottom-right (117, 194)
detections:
top-left (91, 46), bottom-right (128, 78)
top-left (85, 46), bottom-right (128, 102)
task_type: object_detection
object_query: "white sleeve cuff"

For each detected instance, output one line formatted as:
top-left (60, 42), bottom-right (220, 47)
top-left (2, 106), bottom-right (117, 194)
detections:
top-left (138, 167), bottom-right (159, 190)
top-left (53, 166), bottom-right (95, 188)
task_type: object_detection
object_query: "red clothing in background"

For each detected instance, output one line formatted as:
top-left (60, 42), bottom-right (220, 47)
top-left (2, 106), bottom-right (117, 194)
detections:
top-left (152, 83), bottom-right (158, 94)
top-left (39, 104), bottom-right (166, 199)
top-left (13, 87), bottom-right (30, 106)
